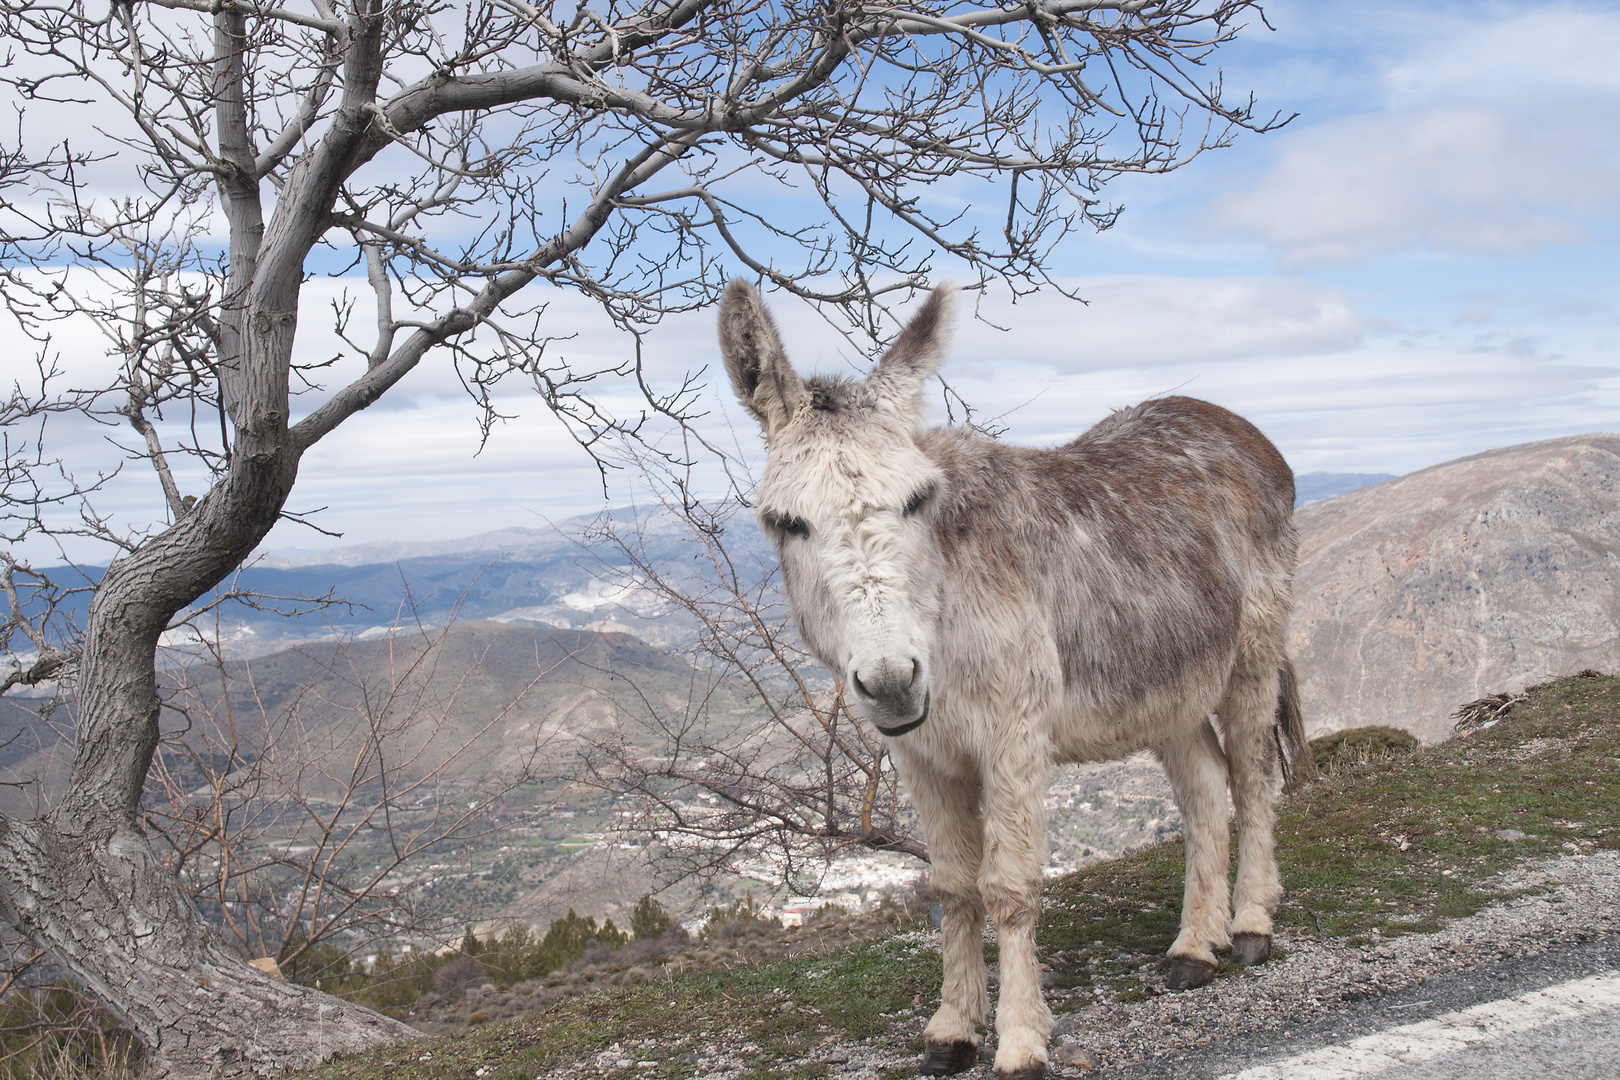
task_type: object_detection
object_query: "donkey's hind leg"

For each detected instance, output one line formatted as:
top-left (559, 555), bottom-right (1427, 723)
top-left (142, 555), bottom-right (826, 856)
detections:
top-left (900, 756), bottom-right (988, 1075)
top-left (1219, 658), bottom-right (1287, 966)
top-left (1159, 719), bottom-right (1232, 990)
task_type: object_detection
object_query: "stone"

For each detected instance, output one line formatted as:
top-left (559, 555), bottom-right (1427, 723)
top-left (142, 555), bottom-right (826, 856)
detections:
top-left (1054, 1045), bottom-right (1097, 1068)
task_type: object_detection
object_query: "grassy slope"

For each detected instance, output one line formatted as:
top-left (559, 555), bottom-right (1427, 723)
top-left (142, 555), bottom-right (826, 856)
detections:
top-left (298, 673), bottom-right (1620, 1080)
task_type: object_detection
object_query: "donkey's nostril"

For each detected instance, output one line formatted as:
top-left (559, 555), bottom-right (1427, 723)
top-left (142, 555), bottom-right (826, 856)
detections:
top-left (909, 659), bottom-right (920, 687)
top-left (852, 672), bottom-right (873, 700)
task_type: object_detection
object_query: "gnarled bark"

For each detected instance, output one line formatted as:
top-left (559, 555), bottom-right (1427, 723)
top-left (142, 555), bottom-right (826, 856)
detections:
top-left (0, 818), bottom-right (412, 1078)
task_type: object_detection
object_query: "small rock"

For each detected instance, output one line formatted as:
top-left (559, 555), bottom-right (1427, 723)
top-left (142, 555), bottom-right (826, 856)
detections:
top-left (1055, 1045), bottom-right (1097, 1068)
top-left (249, 956), bottom-right (284, 979)
top-left (1496, 829), bottom-right (1528, 841)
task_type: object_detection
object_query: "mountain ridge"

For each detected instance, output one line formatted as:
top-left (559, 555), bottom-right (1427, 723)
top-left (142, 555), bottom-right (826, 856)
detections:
top-left (1291, 430), bottom-right (1620, 742)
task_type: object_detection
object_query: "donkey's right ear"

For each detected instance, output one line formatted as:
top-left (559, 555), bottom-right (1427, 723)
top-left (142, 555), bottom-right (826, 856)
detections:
top-left (718, 280), bottom-right (808, 437)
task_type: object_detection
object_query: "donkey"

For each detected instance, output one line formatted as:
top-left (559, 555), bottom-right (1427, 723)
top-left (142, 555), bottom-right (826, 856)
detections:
top-left (718, 281), bottom-right (1313, 1079)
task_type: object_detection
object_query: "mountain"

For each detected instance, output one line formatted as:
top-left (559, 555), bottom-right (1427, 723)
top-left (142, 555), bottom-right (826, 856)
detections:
top-left (1294, 471), bottom-right (1397, 506)
top-left (228, 507), bottom-right (775, 652)
top-left (14, 508), bottom-right (777, 660)
top-left (1291, 433), bottom-right (1620, 743)
top-left (13, 473), bottom-right (1389, 662)
top-left (0, 620), bottom-right (740, 812)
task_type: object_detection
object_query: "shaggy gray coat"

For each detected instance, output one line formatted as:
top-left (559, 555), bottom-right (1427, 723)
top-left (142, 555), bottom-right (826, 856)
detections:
top-left (719, 281), bottom-right (1311, 1079)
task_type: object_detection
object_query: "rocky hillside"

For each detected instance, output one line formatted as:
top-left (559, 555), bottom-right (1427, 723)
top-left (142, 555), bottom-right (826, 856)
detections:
top-left (0, 621), bottom-right (736, 811)
top-left (1292, 432), bottom-right (1620, 742)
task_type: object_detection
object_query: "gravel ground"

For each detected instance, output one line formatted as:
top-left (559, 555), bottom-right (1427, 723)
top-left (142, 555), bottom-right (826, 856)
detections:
top-left (544, 850), bottom-right (1620, 1080)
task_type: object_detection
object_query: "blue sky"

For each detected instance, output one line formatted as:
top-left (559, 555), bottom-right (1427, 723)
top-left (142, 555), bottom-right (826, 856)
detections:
top-left (10, 1), bottom-right (1620, 562)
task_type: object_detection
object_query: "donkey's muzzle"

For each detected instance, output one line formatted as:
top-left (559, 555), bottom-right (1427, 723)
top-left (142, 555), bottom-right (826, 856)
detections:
top-left (874, 691), bottom-right (930, 737)
top-left (852, 656), bottom-right (929, 736)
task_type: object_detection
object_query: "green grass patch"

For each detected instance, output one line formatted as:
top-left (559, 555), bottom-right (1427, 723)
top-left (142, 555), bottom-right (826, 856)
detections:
top-left (296, 673), bottom-right (1620, 1079)
top-left (300, 932), bottom-right (940, 1080)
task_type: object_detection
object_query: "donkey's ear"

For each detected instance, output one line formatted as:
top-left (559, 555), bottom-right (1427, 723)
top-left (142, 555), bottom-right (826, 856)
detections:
top-left (868, 285), bottom-right (955, 426)
top-left (718, 280), bottom-right (808, 437)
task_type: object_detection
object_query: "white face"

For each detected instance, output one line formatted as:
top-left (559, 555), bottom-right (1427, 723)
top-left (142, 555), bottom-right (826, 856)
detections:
top-left (756, 409), bottom-right (945, 735)
top-left (718, 278), bottom-right (957, 735)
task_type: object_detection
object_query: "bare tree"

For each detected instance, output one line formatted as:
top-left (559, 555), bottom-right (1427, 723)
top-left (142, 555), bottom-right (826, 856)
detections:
top-left (0, 0), bottom-right (1283, 1073)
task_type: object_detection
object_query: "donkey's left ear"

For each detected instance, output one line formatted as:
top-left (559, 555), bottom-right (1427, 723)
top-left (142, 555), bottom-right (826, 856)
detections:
top-left (868, 285), bottom-right (955, 426)
top-left (718, 279), bottom-right (808, 438)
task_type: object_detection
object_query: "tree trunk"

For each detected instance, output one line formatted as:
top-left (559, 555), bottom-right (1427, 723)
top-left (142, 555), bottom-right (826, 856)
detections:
top-left (0, 818), bottom-right (413, 1078)
top-left (0, 309), bottom-right (414, 1076)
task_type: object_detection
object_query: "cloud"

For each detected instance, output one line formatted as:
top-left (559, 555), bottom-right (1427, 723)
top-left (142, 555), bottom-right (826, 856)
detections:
top-left (1198, 4), bottom-right (1620, 268)
top-left (953, 276), bottom-right (1367, 370)
top-left (940, 343), bottom-right (1608, 445)
top-left (1205, 104), bottom-right (1620, 267)
top-left (17, 266), bottom-right (1614, 564)
top-left (1385, 6), bottom-right (1620, 105)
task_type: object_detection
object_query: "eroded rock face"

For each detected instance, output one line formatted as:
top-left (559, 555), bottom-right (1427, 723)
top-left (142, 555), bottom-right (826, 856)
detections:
top-left (1292, 433), bottom-right (1620, 743)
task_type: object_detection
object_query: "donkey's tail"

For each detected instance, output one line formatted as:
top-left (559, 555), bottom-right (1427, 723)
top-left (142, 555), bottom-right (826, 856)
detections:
top-left (1274, 658), bottom-right (1318, 791)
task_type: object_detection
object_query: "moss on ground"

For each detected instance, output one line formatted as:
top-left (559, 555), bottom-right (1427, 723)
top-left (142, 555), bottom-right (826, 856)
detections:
top-left (298, 673), bottom-right (1620, 1080)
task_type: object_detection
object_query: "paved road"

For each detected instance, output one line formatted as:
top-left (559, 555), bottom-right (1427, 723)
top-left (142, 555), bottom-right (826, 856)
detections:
top-left (1098, 939), bottom-right (1620, 1080)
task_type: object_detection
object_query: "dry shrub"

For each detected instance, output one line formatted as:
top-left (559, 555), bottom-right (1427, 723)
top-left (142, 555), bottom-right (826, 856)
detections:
top-left (1452, 691), bottom-right (1527, 735)
top-left (432, 955), bottom-right (487, 995)
top-left (699, 896), bottom-right (779, 942)
top-left (1309, 725), bottom-right (1420, 775)
top-left (0, 936), bottom-right (143, 1080)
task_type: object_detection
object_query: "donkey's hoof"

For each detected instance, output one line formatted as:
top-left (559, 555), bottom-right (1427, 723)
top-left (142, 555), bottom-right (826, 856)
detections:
top-left (1230, 932), bottom-right (1272, 966)
top-left (992, 1066), bottom-right (1046, 1080)
top-left (920, 1040), bottom-right (980, 1076)
top-left (1165, 956), bottom-right (1217, 990)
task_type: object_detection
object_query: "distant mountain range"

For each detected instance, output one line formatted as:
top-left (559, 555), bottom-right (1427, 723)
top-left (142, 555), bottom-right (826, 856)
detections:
top-left (13, 471), bottom-right (1388, 667)
top-left (13, 452), bottom-right (1613, 930)
top-left (1294, 471), bottom-right (1397, 506)
top-left (0, 620), bottom-right (722, 813)
top-left (14, 507), bottom-right (780, 661)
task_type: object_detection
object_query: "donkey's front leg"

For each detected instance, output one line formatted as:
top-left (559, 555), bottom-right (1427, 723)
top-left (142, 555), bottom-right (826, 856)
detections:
top-left (903, 757), bottom-right (988, 1075)
top-left (981, 755), bottom-right (1054, 1080)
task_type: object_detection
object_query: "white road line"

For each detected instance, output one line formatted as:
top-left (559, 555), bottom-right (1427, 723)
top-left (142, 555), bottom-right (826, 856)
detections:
top-left (1218, 970), bottom-right (1620, 1080)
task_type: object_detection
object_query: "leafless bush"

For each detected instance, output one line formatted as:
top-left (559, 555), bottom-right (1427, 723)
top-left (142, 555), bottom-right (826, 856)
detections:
top-left (1452, 692), bottom-right (1528, 736)
top-left (431, 955), bottom-right (488, 996)
top-left (139, 605), bottom-right (568, 976)
top-left (562, 459), bottom-right (925, 894)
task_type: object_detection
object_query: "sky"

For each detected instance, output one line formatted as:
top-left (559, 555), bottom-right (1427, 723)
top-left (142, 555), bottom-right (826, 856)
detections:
top-left (7, 0), bottom-right (1619, 564)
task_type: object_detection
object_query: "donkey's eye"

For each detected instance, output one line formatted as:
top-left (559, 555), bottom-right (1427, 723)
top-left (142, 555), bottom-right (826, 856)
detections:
top-left (902, 483), bottom-right (936, 518)
top-left (765, 512), bottom-right (810, 540)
